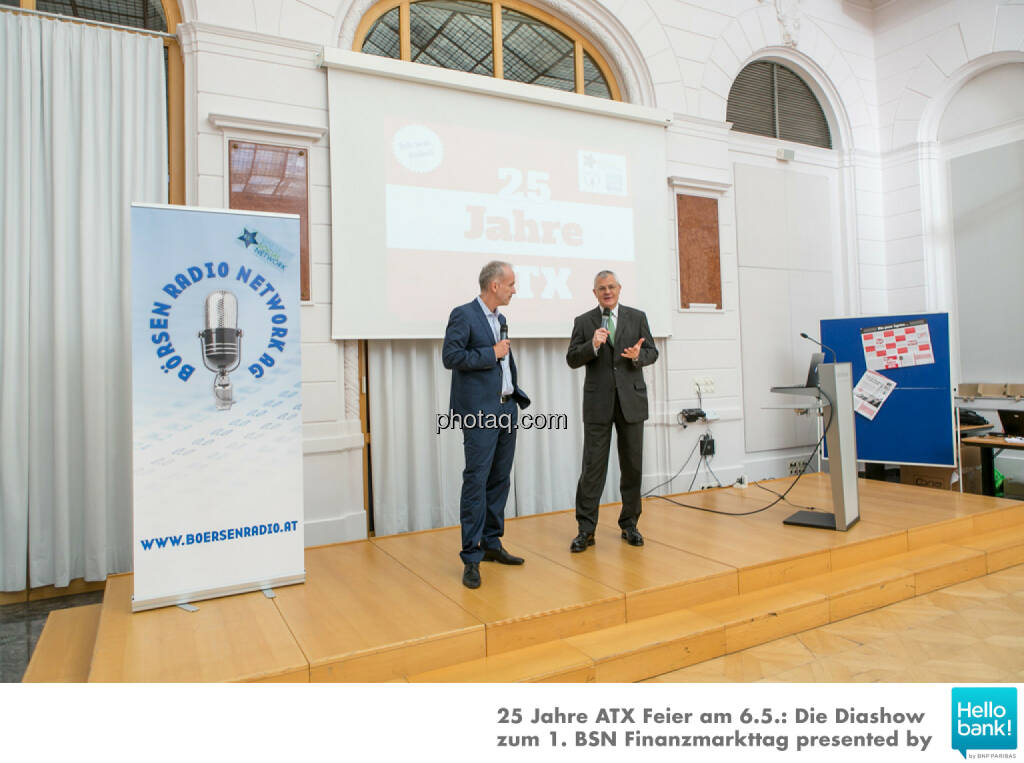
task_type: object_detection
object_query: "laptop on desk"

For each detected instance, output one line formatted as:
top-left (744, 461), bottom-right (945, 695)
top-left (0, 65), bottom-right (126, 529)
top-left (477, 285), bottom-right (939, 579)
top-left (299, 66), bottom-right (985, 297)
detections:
top-left (771, 352), bottom-right (825, 397)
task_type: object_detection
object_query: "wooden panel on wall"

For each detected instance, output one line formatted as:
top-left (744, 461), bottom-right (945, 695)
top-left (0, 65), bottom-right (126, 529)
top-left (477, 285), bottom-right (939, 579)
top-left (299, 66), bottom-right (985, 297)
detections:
top-left (676, 194), bottom-right (722, 309)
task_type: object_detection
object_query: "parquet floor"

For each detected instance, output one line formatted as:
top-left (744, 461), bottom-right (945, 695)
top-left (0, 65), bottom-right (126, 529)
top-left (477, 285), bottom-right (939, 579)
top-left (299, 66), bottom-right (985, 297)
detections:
top-left (647, 563), bottom-right (1024, 683)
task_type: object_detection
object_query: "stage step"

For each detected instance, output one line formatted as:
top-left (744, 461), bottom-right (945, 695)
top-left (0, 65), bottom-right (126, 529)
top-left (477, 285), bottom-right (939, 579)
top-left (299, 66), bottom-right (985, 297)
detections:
top-left (71, 475), bottom-right (1021, 682)
top-left (404, 532), bottom-right (1011, 683)
top-left (409, 641), bottom-right (596, 683)
top-left (22, 604), bottom-right (102, 683)
top-left (959, 523), bottom-right (1024, 573)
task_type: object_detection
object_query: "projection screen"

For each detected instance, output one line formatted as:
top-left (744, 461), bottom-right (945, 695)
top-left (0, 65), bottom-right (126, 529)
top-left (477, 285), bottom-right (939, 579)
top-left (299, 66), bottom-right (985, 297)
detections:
top-left (323, 48), bottom-right (673, 339)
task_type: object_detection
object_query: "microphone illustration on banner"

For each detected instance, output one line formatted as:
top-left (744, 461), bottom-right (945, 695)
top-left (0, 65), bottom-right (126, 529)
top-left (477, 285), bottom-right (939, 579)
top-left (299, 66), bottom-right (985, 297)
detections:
top-left (199, 290), bottom-right (243, 410)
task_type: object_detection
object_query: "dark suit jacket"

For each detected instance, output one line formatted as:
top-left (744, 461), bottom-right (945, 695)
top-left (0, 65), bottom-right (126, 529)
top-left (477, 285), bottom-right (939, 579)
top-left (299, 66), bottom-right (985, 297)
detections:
top-left (442, 300), bottom-right (530, 416)
top-left (566, 305), bottom-right (658, 424)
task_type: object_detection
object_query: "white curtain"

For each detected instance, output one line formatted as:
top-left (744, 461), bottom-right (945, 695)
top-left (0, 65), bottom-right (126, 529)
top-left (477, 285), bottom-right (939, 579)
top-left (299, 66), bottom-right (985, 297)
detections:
top-left (368, 337), bottom-right (672, 537)
top-left (0, 12), bottom-right (167, 590)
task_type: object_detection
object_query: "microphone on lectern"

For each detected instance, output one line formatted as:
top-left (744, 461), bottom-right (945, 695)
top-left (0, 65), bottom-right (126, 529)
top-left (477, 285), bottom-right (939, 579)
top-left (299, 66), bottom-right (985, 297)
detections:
top-left (799, 332), bottom-right (837, 363)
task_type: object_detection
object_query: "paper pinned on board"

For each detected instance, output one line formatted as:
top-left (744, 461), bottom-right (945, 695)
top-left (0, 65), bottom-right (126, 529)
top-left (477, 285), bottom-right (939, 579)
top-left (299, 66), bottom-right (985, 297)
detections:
top-left (860, 319), bottom-right (934, 370)
top-left (853, 369), bottom-right (897, 420)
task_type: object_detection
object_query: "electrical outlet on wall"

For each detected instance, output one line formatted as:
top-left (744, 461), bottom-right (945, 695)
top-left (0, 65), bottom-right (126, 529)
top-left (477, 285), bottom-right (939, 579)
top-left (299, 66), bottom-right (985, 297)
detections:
top-left (694, 376), bottom-right (716, 394)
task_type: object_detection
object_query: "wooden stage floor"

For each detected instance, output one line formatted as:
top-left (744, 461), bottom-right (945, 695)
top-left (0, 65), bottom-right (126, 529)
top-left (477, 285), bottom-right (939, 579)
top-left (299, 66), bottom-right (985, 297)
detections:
top-left (85, 474), bottom-right (1024, 682)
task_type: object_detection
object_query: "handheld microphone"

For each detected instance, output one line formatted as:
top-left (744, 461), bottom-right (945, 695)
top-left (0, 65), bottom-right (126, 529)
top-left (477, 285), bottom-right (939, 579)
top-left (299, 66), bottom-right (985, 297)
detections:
top-left (800, 332), bottom-right (837, 362)
top-left (500, 322), bottom-right (508, 342)
top-left (601, 307), bottom-right (611, 331)
top-left (199, 290), bottom-right (243, 410)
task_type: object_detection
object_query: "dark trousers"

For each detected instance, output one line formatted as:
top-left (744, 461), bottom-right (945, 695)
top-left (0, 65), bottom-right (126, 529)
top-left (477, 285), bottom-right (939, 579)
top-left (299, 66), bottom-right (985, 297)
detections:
top-left (574, 392), bottom-right (643, 534)
top-left (459, 400), bottom-right (518, 563)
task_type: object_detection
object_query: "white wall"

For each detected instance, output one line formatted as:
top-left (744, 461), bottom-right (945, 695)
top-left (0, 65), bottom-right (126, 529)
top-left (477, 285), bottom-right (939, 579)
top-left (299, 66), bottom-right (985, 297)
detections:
top-left (179, 14), bottom-right (367, 544)
top-left (734, 160), bottom-right (835, 454)
top-left (174, 0), bottom-right (1024, 522)
top-left (938, 63), bottom-right (1024, 143)
top-left (950, 139), bottom-right (1024, 382)
top-left (871, 0), bottom-right (1024, 317)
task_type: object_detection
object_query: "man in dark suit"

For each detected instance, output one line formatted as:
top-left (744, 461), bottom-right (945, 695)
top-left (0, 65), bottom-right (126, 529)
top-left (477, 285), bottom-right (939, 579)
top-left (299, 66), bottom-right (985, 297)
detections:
top-left (442, 261), bottom-right (531, 589)
top-left (566, 270), bottom-right (658, 552)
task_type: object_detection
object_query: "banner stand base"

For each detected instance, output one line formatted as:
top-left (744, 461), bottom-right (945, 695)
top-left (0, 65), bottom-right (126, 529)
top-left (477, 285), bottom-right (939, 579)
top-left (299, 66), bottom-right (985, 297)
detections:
top-left (132, 572), bottom-right (305, 613)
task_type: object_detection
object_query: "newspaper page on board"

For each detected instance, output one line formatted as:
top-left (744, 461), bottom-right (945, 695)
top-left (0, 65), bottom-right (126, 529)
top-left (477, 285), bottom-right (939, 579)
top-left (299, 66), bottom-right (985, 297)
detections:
top-left (853, 369), bottom-right (897, 420)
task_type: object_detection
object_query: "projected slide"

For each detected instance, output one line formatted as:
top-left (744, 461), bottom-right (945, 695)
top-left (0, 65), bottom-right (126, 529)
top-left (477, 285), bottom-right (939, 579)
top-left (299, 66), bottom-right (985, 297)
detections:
top-left (385, 119), bottom-right (637, 327)
top-left (326, 58), bottom-right (671, 338)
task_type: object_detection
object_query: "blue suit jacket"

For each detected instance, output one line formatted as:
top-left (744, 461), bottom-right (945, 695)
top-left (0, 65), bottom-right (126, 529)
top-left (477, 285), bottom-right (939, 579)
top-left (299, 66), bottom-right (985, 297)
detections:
top-left (442, 300), bottom-right (530, 416)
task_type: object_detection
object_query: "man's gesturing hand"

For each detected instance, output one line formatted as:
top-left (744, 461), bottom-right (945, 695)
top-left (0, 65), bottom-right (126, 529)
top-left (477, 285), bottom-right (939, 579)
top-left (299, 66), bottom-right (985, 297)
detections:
top-left (621, 337), bottom-right (644, 360)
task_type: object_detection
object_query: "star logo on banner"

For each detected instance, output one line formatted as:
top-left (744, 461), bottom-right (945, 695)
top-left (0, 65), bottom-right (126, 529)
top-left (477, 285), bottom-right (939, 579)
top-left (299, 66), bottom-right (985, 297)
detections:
top-left (238, 228), bottom-right (259, 247)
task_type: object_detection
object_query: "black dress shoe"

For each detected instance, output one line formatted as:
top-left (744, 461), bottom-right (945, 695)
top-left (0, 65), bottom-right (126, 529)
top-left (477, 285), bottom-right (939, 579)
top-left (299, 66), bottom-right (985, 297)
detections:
top-left (462, 561), bottom-right (481, 589)
top-left (482, 546), bottom-right (525, 565)
top-left (570, 532), bottom-right (595, 553)
top-left (621, 527), bottom-right (644, 546)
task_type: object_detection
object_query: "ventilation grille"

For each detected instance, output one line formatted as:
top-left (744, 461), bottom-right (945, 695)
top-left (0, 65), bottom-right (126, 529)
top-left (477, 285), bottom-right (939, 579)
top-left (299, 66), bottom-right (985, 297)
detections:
top-left (727, 61), bottom-right (832, 149)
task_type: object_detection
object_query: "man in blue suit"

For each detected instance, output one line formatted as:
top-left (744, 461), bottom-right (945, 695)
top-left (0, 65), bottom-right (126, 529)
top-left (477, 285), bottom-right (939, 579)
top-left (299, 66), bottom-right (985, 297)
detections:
top-left (442, 261), bottom-right (531, 589)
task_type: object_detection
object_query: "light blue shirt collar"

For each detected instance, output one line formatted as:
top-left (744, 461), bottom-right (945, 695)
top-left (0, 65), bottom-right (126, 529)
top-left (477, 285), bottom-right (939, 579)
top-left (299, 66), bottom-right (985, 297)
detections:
top-left (475, 296), bottom-right (500, 326)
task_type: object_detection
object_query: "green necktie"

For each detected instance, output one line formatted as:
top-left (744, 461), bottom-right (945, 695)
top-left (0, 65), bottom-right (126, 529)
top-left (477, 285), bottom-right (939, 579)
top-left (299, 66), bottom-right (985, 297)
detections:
top-left (607, 313), bottom-right (616, 346)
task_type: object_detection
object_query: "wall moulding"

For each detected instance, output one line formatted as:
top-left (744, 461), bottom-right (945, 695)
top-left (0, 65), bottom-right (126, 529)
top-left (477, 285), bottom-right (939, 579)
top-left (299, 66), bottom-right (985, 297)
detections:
top-left (207, 113), bottom-right (328, 141)
top-left (303, 432), bottom-right (365, 455)
top-left (668, 176), bottom-right (732, 198)
top-left (184, 20), bottom-right (325, 53)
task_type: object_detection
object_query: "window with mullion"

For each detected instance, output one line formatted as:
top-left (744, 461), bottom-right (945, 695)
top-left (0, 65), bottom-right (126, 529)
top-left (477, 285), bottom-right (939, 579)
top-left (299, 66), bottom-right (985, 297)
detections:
top-left (410, 0), bottom-right (494, 76)
top-left (582, 49), bottom-right (611, 99)
top-left (356, 0), bottom-right (616, 101)
top-left (36, 0), bottom-right (167, 31)
top-left (363, 7), bottom-right (401, 59)
top-left (500, 6), bottom-right (574, 93)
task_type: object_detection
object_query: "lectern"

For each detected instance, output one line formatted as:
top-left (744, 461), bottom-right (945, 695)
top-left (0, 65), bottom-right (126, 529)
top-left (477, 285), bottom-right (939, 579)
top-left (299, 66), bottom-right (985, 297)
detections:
top-left (771, 362), bottom-right (860, 531)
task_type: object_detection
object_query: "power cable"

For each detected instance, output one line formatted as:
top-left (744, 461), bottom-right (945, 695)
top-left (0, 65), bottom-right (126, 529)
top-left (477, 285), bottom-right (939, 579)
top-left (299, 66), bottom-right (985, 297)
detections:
top-left (648, 385), bottom-right (835, 517)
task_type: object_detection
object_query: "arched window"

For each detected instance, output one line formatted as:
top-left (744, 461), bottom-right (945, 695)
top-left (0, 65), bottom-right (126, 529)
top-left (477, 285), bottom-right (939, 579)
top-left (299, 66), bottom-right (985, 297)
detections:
top-left (5, 0), bottom-right (168, 31)
top-left (356, 0), bottom-right (619, 100)
top-left (727, 61), bottom-right (832, 149)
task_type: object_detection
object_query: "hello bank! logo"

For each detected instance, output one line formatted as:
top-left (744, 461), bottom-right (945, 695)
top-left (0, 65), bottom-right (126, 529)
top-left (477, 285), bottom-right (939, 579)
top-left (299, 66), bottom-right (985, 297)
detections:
top-left (952, 687), bottom-right (1017, 758)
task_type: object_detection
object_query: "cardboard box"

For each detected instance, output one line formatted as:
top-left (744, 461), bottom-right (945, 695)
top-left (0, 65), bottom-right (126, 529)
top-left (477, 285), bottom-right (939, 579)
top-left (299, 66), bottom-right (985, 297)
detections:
top-left (901, 465), bottom-right (957, 491)
top-left (978, 383), bottom-right (1007, 397)
top-left (1003, 478), bottom-right (1024, 500)
top-left (898, 445), bottom-right (982, 492)
top-left (961, 465), bottom-right (983, 495)
top-left (960, 444), bottom-right (981, 470)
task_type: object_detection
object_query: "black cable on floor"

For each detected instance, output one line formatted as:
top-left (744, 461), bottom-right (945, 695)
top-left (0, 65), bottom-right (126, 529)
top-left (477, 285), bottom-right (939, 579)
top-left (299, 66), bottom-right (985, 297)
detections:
top-left (648, 386), bottom-right (835, 517)
top-left (642, 436), bottom-right (701, 498)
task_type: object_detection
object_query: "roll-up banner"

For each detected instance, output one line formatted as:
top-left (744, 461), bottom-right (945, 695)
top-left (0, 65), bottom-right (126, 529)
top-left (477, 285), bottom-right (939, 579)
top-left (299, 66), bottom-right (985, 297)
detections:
top-left (130, 204), bottom-right (305, 611)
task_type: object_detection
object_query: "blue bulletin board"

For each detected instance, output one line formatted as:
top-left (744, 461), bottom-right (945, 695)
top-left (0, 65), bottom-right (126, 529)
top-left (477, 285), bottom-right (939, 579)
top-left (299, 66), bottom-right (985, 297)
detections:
top-left (820, 313), bottom-right (956, 466)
